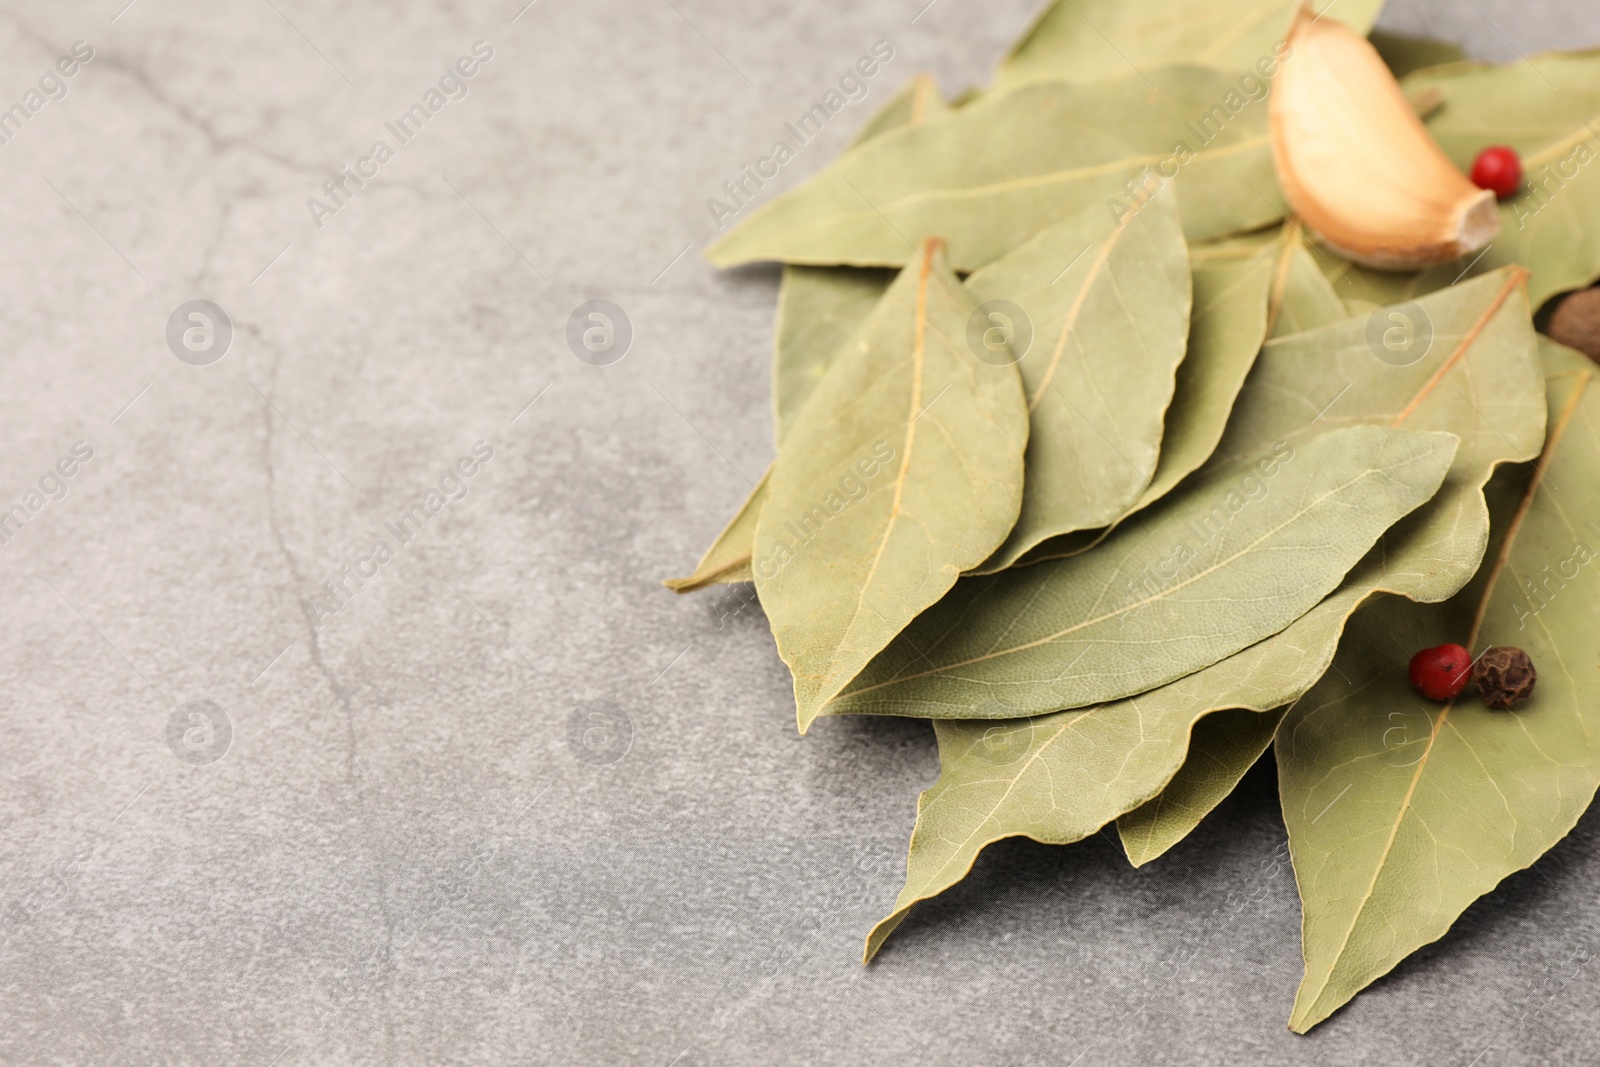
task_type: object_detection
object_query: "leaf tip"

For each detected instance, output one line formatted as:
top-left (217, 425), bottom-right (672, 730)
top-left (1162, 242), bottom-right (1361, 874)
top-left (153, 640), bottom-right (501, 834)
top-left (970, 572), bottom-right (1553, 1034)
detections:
top-left (864, 909), bottom-right (908, 963)
top-left (703, 231), bottom-right (749, 269)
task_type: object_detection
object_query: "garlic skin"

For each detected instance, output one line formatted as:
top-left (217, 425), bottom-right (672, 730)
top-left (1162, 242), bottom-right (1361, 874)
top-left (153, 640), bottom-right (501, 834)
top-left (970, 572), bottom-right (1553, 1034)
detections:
top-left (1270, 5), bottom-right (1499, 271)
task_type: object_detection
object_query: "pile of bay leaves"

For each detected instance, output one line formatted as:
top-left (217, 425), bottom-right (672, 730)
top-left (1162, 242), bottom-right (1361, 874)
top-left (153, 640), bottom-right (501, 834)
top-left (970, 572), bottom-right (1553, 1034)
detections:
top-left (668, 0), bottom-right (1600, 1034)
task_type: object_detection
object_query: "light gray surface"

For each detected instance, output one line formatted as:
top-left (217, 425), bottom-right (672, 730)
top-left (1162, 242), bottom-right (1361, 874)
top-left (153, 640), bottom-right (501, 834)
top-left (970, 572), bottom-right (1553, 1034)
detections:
top-left (1, 1), bottom-right (1597, 1064)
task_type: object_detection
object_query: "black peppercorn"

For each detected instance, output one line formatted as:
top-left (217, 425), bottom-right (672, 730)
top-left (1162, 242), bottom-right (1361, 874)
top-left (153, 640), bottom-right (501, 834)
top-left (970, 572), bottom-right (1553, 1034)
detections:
top-left (1473, 646), bottom-right (1536, 709)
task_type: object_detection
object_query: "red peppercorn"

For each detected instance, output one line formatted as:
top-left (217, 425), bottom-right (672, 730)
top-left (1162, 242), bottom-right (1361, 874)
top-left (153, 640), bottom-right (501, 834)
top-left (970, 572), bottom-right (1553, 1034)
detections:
top-left (1408, 643), bottom-right (1472, 701)
top-left (1470, 146), bottom-right (1522, 200)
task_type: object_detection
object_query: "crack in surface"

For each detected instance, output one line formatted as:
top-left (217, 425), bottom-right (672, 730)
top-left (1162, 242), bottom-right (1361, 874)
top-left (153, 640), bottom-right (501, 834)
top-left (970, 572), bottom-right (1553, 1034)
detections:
top-left (249, 320), bottom-right (400, 1060)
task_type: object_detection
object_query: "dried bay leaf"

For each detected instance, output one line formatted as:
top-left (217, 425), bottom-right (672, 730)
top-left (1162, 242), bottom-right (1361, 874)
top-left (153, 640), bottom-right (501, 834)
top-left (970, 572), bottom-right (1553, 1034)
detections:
top-left (757, 240), bottom-right (1029, 733)
top-left (967, 182), bottom-right (1191, 572)
top-left (864, 291), bottom-right (1548, 956)
top-left (1140, 244), bottom-right (1276, 506)
top-left (1369, 29), bottom-right (1466, 80)
top-left (839, 269), bottom-right (1544, 726)
top-left (849, 72), bottom-right (947, 147)
top-left (995, 0), bottom-right (1384, 94)
top-left (1279, 356), bottom-right (1600, 1032)
top-left (773, 267), bottom-right (894, 443)
top-left (827, 424), bottom-right (1459, 723)
top-left (667, 78), bottom-right (940, 593)
top-left (1016, 237), bottom-right (1277, 566)
top-left (1214, 268), bottom-right (1546, 577)
top-left (666, 265), bottom-right (893, 593)
top-left (1267, 230), bottom-right (1348, 339)
top-left (705, 66), bottom-right (1285, 272)
top-left (776, 77), bottom-right (948, 441)
top-left (663, 468), bottom-right (764, 593)
top-left (867, 575), bottom-right (1417, 961)
top-left (1116, 706), bottom-right (1285, 865)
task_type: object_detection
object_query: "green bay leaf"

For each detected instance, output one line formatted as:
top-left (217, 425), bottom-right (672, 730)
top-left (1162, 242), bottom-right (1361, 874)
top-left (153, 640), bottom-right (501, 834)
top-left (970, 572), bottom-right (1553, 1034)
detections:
top-left (849, 72), bottom-right (947, 147)
top-left (1116, 706), bottom-right (1284, 866)
top-left (706, 66), bottom-right (1284, 272)
top-left (1267, 232), bottom-right (1348, 339)
top-left (995, 0), bottom-right (1384, 94)
top-left (829, 424), bottom-right (1458, 722)
top-left (1279, 357), bottom-right (1600, 1032)
top-left (836, 269), bottom-right (1544, 723)
top-left (668, 77), bottom-right (938, 593)
top-left (1214, 269), bottom-right (1547, 581)
top-left (756, 242), bottom-right (1029, 733)
top-left (866, 574), bottom-right (1402, 962)
top-left (1141, 245), bottom-right (1276, 506)
top-left (1369, 28), bottom-right (1467, 80)
top-left (773, 267), bottom-right (893, 443)
top-left (968, 182), bottom-right (1192, 571)
top-left (663, 468), bottom-right (765, 593)
top-left (865, 283), bottom-right (1548, 957)
top-left (1016, 236), bottom-right (1277, 566)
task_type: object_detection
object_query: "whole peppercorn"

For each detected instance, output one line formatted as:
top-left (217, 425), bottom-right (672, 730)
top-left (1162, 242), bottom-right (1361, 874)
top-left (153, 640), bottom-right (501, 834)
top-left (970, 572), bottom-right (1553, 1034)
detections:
top-left (1469, 146), bottom-right (1523, 200)
top-left (1545, 287), bottom-right (1600, 365)
top-left (1473, 646), bottom-right (1537, 709)
top-left (1408, 643), bottom-right (1472, 701)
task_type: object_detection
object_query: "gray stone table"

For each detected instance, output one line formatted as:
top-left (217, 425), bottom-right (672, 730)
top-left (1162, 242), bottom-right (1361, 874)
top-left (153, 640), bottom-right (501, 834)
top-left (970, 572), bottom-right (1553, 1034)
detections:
top-left (1, 0), bottom-right (1597, 1064)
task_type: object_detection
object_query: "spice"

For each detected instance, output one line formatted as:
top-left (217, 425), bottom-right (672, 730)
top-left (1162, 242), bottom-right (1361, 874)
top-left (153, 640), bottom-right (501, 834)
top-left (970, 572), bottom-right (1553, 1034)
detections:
top-left (1408, 643), bottom-right (1472, 701)
top-left (1469, 146), bottom-right (1523, 200)
top-left (1473, 646), bottom-right (1537, 709)
top-left (1545, 288), bottom-right (1600, 363)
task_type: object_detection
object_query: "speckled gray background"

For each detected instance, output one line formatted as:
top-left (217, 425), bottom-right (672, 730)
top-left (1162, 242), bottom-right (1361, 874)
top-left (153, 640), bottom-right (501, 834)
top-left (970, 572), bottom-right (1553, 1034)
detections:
top-left (0, 1), bottom-right (1596, 1064)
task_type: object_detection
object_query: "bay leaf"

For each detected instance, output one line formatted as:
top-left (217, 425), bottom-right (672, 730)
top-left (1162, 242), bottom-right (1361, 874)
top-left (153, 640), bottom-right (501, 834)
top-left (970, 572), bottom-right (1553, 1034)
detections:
top-left (1369, 28), bottom-right (1466, 80)
top-left (1015, 237), bottom-right (1278, 566)
top-left (834, 267), bottom-right (1544, 722)
top-left (994, 0), bottom-right (1384, 94)
top-left (775, 77), bottom-right (949, 442)
top-left (865, 284), bottom-right (1547, 957)
top-left (773, 267), bottom-right (894, 443)
top-left (666, 264), bottom-right (895, 593)
top-left (1316, 51), bottom-right (1600, 312)
top-left (828, 424), bottom-right (1458, 723)
top-left (1267, 231), bottom-right (1348, 339)
top-left (1101, 272), bottom-right (1550, 849)
top-left (705, 66), bottom-right (1285, 272)
top-left (866, 572), bottom-right (1412, 962)
top-left (868, 533), bottom-right (1489, 961)
top-left (1116, 706), bottom-right (1285, 866)
top-left (1142, 244), bottom-right (1277, 504)
top-left (1212, 269), bottom-right (1546, 580)
top-left (849, 72), bottom-right (947, 147)
top-left (667, 78), bottom-right (940, 593)
top-left (967, 182), bottom-right (1192, 571)
top-left (663, 468), bottom-right (764, 593)
top-left (756, 240), bottom-right (1029, 733)
top-left (1279, 354), bottom-right (1600, 1032)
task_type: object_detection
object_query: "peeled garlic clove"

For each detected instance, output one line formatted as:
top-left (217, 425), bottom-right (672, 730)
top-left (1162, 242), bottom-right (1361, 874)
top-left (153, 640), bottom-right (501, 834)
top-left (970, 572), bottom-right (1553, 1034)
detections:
top-left (1270, 4), bottom-right (1499, 271)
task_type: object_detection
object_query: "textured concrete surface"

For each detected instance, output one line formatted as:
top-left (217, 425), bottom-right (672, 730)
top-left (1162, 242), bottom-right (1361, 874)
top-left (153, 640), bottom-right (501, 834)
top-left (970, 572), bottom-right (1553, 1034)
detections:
top-left (1, 1), bottom-right (1597, 1064)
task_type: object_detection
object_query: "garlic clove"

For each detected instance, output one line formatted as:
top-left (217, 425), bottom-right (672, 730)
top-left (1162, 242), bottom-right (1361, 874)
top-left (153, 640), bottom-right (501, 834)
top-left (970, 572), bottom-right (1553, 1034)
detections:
top-left (1270, 4), bottom-right (1499, 271)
